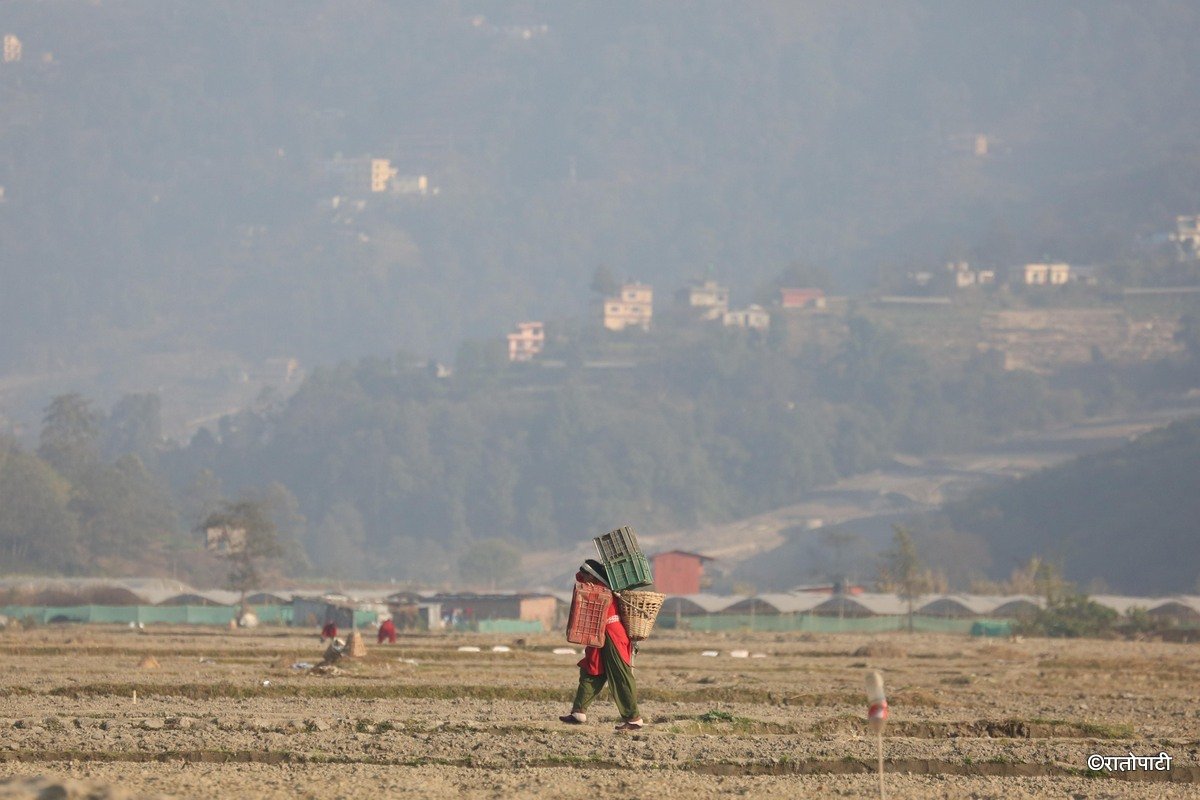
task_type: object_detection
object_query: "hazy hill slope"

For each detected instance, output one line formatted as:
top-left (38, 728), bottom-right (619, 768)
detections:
top-left (2, 2), bottom-right (1200, 387)
top-left (945, 417), bottom-right (1200, 594)
top-left (150, 314), bottom-right (1109, 582)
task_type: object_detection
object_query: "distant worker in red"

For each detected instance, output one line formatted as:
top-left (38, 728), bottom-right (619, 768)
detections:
top-left (560, 559), bottom-right (643, 731)
top-left (377, 616), bottom-right (397, 644)
top-left (320, 619), bottom-right (338, 642)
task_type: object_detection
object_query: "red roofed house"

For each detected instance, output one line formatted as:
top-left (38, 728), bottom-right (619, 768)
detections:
top-left (650, 550), bottom-right (715, 595)
top-left (779, 287), bottom-right (826, 309)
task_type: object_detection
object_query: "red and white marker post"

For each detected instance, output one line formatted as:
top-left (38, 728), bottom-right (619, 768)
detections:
top-left (865, 670), bottom-right (888, 800)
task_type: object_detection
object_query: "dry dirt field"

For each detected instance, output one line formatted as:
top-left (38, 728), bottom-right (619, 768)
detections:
top-left (0, 626), bottom-right (1197, 799)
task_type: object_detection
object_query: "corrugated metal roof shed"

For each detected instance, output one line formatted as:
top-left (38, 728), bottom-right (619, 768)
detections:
top-left (919, 595), bottom-right (988, 617)
top-left (812, 593), bottom-right (915, 617)
top-left (724, 593), bottom-right (826, 614)
top-left (158, 589), bottom-right (241, 606)
top-left (662, 594), bottom-right (744, 615)
top-left (245, 590), bottom-right (296, 604)
top-left (991, 596), bottom-right (1044, 617)
top-left (1146, 597), bottom-right (1200, 620)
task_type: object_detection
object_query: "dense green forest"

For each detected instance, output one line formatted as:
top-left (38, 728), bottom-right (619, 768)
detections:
top-left (2, 1), bottom-right (1200, 385)
top-left (937, 416), bottom-right (1200, 595)
top-left (2, 310), bottom-right (1185, 585)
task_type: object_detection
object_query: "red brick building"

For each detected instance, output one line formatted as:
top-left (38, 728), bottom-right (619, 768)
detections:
top-left (650, 550), bottom-right (714, 595)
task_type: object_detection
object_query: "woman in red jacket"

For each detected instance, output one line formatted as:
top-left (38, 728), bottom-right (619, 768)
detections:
top-left (560, 559), bottom-right (643, 731)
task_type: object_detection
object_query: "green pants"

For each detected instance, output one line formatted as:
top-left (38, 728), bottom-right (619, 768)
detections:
top-left (571, 639), bottom-right (639, 720)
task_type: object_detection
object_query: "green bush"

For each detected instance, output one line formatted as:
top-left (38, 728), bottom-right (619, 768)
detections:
top-left (1014, 594), bottom-right (1118, 638)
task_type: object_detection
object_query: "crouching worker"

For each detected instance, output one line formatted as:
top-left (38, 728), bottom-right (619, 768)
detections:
top-left (377, 616), bottom-right (397, 644)
top-left (560, 559), bottom-right (644, 731)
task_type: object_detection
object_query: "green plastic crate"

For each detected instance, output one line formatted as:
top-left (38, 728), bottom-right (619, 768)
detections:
top-left (603, 552), bottom-right (653, 592)
top-left (594, 526), bottom-right (643, 562)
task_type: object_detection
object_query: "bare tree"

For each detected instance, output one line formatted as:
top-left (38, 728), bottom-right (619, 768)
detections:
top-left (878, 525), bottom-right (936, 633)
top-left (199, 498), bottom-right (283, 615)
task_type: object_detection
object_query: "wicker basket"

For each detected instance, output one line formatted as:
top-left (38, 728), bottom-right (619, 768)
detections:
top-left (617, 590), bottom-right (665, 641)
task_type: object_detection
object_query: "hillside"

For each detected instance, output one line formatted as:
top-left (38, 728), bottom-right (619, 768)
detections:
top-left (2, 304), bottom-right (1196, 586)
top-left (943, 416), bottom-right (1200, 594)
top-left (3, 306), bottom-right (1136, 583)
top-left (3, 2), bottom-right (1200, 430)
top-left (5, 3), bottom-right (1200, 587)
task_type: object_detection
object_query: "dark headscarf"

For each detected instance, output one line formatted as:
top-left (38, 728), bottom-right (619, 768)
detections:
top-left (579, 558), bottom-right (609, 587)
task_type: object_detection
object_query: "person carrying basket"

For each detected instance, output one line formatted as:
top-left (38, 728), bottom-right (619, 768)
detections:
top-left (560, 559), bottom-right (644, 731)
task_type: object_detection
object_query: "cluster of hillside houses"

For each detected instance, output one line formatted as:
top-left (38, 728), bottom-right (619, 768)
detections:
top-left (2, 576), bottom-right (1198, 635)
top-left (503, 236), bottom-right (1200, 363)
top-left (506, 280), bottom-right (827, 362)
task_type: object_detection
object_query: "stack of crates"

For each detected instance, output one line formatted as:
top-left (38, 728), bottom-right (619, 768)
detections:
top-left (593, 525), bottom-right (654, 591)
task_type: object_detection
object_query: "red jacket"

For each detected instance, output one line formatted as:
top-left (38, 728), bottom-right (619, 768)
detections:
top-left (578, 597), bottom-right (632, 676)
top-left (377, 619), bottom-right (397, 644)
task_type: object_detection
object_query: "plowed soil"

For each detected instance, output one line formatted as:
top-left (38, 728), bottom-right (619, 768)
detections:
top-left (0, 626), bottom-right (1196, 798)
